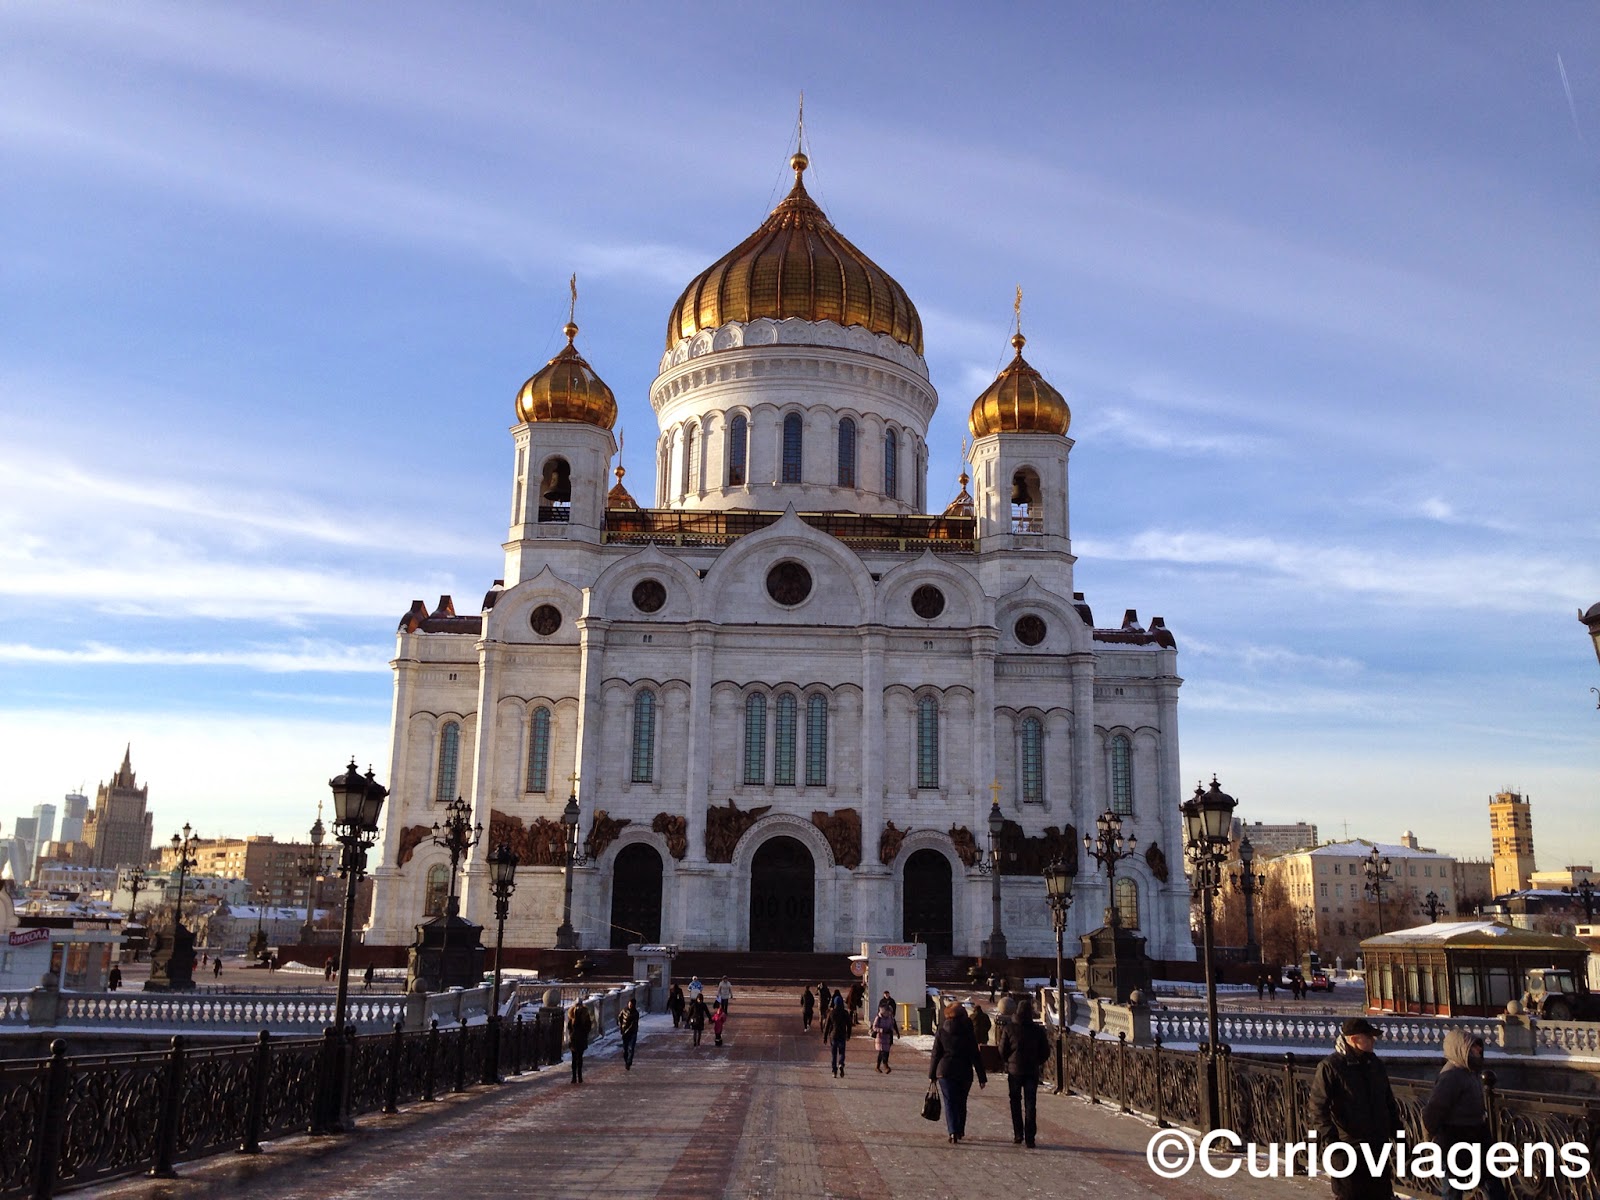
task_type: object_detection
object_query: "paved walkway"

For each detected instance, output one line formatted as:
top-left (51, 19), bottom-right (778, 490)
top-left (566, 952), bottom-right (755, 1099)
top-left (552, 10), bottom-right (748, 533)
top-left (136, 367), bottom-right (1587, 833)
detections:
top-left (88, 989), bottom-right (1332, 1199)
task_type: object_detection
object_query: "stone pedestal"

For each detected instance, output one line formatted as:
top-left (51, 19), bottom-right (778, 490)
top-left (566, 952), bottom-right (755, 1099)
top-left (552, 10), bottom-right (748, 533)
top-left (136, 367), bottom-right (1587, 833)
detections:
top-left (1074, 922), bottom-right (1151, 1004)
top-left (406, 913), bottom-right (486, 994)
top-left (144, 923), bottom-right (198, 992)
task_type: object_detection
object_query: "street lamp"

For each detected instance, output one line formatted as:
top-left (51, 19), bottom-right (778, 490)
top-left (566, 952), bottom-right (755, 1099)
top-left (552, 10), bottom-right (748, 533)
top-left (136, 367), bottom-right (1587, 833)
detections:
top-left (484, 842), bottom-right (519, 1083)
top-left (981, 781), bottom-right (1009, 960)
top-left (1362, 846), bottom-right (1393, 934)
top-left (1230, 836), bottom-right (1265, 963)
top-left (1420, 891), bottom-right (1443, 922)
top-left (554, 786), bottom-right (589, 950)
top-left (317, 758), bottom-right (387, 1135)
top-left (1565, 876), bottom-right (1596, 923)
top-left (1042, 855), bottom-right (1076, 1093)
top-left (254, 882), bottom-right (270, 943)
top-left (1581, 603), bottom-right (1600, 707)
top-left (1083, 807), bottom-right (1138, 927)
top-left (125, 865), bottom-right (147, 924)
top-left (299, 804), bottom-right (328, 942)
top-left (1182, 775), bottom-right (1238, 1133)
top-left (169, 824), bottom-right (199, 927)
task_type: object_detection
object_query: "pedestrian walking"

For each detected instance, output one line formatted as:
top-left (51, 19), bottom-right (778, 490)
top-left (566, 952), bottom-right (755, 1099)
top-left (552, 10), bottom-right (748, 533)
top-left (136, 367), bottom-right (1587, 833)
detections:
top-left (930, 1000), bottom-right (987, 1144)
top-left (1257, 975), bottom-right (1266, 1000)
top-left (213, 956), bottom-right (222, 979)
top-left (871, 1004), bottom-right (899, 1073)
top-left (818, 984), bottom-right (832, 1038)
top-left (687, 993), bottom-right (710, 1047)
top-left (987, 972), bottom-right (998, 1001)
top-left (711, 999), bottom-right (727, 1046)
top-left (618, 997), bottom-right (640, 1070)
top-left (107, 964), bottom-right (122, 991)
top-left (971, 1000), bottom-right (992, 1046)
top-left (716, 975), bottom-right (734, 1016)
top-left (997, 998), bottom-right (1049, 1147)
top-left (687, 975), bottom-right (704, 1004)
top-left (567, 1000), bottom-right (593, 1084)
top-left (801, 985), bottom-right (816, 1031)
top-left (362, 962), bottom-right (375, 990)
top-left (1268, 974), bottom-right (1278, 998)
top-left (667, 983), bottom-right (685, 1028)
top-left (1310, 1017), bottom-right (1402, 1200)
top-left (1423, 1030), bottom-right (1508, 1200)
top-left (847, 979), bottom-right (865, 1026)
top-left (823, 993), bottom-right (851, 1076)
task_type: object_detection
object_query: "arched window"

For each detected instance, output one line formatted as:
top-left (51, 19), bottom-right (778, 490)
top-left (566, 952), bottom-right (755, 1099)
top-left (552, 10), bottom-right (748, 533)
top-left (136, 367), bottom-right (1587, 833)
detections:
top-left (537, 457), bottom-right (571, 523)
top-left (526, 707), bottom-right (550, 793)
top-left (424, 864), bottom-right (450, 917)
top-left (631, 690), bottom-right (656, 784)
top-left (916, 696), bottom-right (939, 789)
top-left (805, 694), bottom-right (828, 786)
top-left (728, 414), bottom-right (748, 486)
top-left (1115, 877), bottom-right (1140, 929)
top-left (743, 693), bottom-right (767, 785)
top-left (681, 424), bottom-right (696, 496)
top-left (1110, 734), bottom-right (1133, 815)
top-left (837, 418), bottom-right (857, 487)
top-left (1020, 717), bottom-right (1043, 804)
top-left (884, 429), bottom-right (899, 500)
top-left (434, 721), bottom-right (460, 805)
top-left (781, 413), bottom-right (803, 483)
top-left (774, 693), bottom-right (797, 785)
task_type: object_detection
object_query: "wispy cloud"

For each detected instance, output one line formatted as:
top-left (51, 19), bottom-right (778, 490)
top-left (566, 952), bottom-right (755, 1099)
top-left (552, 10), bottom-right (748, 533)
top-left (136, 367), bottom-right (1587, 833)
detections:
top-left (1081, 407), bottom-right (1267, 457)
top-left (0, 640), bottom-right (387, 674)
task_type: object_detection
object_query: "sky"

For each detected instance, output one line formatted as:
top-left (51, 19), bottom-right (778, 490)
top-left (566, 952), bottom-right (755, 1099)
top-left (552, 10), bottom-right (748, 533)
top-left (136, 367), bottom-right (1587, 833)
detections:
top-left (2, 3), bottom-right (1596, 873)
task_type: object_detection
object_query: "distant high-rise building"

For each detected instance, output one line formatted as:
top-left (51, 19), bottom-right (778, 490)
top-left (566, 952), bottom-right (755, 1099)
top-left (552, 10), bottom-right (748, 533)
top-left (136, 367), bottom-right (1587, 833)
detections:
top-left (31, 803), bottom-right (57, 848)
top-left (59, 792), bottom-right (88, 843)
top-left (84, 745), bottom-right (155, 870)
top-left (1489, 791), bottom-right (1536, 896)
top-left (1235, 820), bottom-right (1318, 858)
top-left (11, 816), bottom-right (39, 884)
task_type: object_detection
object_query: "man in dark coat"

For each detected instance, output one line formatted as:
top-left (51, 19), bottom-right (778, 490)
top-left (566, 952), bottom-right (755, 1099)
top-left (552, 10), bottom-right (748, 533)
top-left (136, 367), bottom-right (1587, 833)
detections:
top-left (1423, 1030), bottom-right (1506, 1200)
top-left (686, 993), bottom-right (710, 1047)
top-left (929, 1001), bottom-right (987, 1143)
top-left (997, 997), bottom-right (1050, 1147)
top-left (618, 997), bottom-right (640, 1071)
top-left (801, 985), bottom-right (816, 1031)
top-left (1309, 1017), bottom-right (1402, 1199)
top-left (822, 994), bottom-right (851, 1076)
top-left (567, 1001), bottom-right (593, 1084)
top-left (667, 983), bottom-right (685, 1028)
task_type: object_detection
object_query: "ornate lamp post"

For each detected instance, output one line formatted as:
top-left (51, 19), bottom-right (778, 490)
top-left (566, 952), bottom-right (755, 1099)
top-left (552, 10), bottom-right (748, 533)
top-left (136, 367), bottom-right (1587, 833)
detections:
top-left (1230, 836), bottom-right (1265, 963)
top-left (254, 882), bottom-right (270, 943)
top-left (169, 824), bottom-right (199, 926)
top-left (555, 786), bottom-right (589, 950)
top-left (1182, 775), bottom-right (1238, 1133)
top-left (1565, 876), bottom-right (1596, 923)
top-left (299, 804), bottom-right (328, 942)
top-left (1083, 808), bottom-right (1138, 926)
top-left (981, 782), bottom-right (1009, 960)
top-left (316, 758), bottom-right (387, 1135)
top-left (125, 865), bottom-right (147, 924)
top-left (1362, 846), bottom-right (1393, 934)
top-left (484, 842), bottom-right (519, 1083)
top-left (1420, 890), bottom-right (1443, 922)
top-left (431, 795), bottom-right (482, 922)
top-left (1042, 856), bottom-right (1075, 1093)
top-left (1581, 603), bottom-right (1600, 706)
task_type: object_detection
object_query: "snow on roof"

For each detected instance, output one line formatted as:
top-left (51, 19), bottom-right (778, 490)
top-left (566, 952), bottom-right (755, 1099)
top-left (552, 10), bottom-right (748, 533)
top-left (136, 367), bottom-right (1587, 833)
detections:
top-left (1306, 838), bottom-right (1451, 859)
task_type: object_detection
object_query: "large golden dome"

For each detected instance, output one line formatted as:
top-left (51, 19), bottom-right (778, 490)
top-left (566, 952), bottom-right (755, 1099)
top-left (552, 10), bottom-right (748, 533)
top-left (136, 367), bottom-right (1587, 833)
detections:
top-left (515, 322), bottom-right (618, 429)
top-left (666, 153), bottom-right (923, 355)
top-left (968, 333), bottom-right (1070, 437)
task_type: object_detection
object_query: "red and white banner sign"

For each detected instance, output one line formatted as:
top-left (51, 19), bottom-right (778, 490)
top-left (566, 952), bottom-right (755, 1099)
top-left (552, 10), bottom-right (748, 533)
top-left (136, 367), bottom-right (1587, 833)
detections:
top-left (9, 928), bottom-right (50, 948)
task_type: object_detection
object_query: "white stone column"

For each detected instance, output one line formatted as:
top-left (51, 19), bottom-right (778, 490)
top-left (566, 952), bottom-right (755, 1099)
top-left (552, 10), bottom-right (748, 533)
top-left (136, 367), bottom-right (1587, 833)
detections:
top-left (1154, 669), bottom-right (1184, 959)
top-left (969, 629), bottom-right (998, 822)
top-left (854, 625), bottom-right (891, 940)
top-left (573, 616), bottom-right (611, 948)
top-left (670, 621), bottom-right (716, 948)
top-left (457, 642), bottom-right (502, 926)
top-left (1069, 652), bottom-right (1101, 932)
top-left (367, 649), bottom-right (417, 944)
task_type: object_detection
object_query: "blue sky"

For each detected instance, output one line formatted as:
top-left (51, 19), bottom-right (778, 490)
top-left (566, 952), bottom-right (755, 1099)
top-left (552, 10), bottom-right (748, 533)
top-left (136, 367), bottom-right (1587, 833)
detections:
top-left (2, 3), bottom-right (1596, 873)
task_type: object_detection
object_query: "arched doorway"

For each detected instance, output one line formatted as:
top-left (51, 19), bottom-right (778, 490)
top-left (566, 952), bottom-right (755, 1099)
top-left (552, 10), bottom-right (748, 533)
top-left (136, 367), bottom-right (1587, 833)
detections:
top-left (610, 843), bottom-right (663, 949)
top-left (903, 848), bottom-right (953, 954)
top-left (749, 836), bottom-right (814, 952)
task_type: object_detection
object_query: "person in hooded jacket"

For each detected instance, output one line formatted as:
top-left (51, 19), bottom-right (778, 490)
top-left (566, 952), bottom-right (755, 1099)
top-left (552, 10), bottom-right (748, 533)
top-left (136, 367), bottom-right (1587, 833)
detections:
top-left (997, 998), bottom-right (1050, 1147)
top-left (871, 1003), bottom-right (899, 1073)
top-left (929, 1001), bottom-right (987, 1143)
top-left (1309, 1017), bottom-right (1402, 1199)
top-left (667, 983), bottom-right (685, 1029)
top-left (822, 993), bottom-right (851, 1076)
top-left (686, 992), bottom-right (710, 1047)
top-left (566, 1000), bottom-right (593, 1084)
top-left (801, 985), bottom-right (816, 1031)
top-left (1423, 1030), bottom-right (1508, 1200)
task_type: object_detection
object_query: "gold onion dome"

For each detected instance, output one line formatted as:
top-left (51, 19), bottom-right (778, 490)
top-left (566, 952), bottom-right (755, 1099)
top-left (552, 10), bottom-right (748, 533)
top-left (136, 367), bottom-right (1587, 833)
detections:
top-left (515, 322), bottom-right (618, 429)
top-left (666, 153), bottom-right (923, 354)
top-left (967, 333), bottom-right (1071, 437)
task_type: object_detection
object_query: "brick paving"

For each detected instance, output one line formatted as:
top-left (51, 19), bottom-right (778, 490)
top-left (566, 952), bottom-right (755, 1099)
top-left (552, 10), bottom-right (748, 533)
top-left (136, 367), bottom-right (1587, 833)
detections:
top-left (86, 988), bottom-right (1334, 1199)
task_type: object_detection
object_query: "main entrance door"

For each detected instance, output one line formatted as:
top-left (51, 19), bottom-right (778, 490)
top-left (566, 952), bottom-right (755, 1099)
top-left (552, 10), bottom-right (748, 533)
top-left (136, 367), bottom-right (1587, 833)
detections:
top-left (902, 848), bottom-right (953, 955)
top-left (610, 842), bottom-right (663, 948)
top-left (749, 836), bottom-right (814, 952)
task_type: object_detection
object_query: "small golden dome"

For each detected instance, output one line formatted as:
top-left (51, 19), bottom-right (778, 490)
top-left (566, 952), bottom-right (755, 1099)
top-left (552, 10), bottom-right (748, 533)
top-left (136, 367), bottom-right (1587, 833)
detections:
top-left (515, 322), bottom-right (618, 429)
top-left (606, 464), bottom-right (638, 510)
top-left (666, 154), bottom-right (923, 354)
top-left (968, 333), bottom-right (1070, 437)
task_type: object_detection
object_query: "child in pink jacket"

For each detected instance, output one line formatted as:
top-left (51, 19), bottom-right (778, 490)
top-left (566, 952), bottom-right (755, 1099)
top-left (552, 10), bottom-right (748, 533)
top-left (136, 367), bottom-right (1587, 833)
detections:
top-left (711, 999), bottom-right (727, 1046)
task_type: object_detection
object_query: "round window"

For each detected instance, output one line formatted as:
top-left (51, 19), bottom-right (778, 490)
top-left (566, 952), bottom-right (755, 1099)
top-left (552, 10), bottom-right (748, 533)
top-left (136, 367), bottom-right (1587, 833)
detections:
top-left (530, 605), bottom-right (562, 636)
top-left (911, 584), bottom-right (946, 620)
top-left (632, 579), bottom-right (666, 613)
top-left (765, 561), bottom-right (813, 606)
top-left (1014, 614), bottom-right (1047, 646)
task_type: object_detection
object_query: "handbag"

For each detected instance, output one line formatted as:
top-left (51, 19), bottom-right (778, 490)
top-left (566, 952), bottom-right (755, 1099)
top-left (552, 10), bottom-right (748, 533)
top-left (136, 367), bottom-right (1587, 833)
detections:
top-left (921, 1083), bottom-right (942, 1122)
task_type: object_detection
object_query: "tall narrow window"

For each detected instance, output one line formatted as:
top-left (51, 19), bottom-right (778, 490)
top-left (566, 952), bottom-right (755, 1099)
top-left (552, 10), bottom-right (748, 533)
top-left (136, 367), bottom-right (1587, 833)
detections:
top-left (805, 694), bottom-right (828, 786)
top-left (884, 429), bottom-right (899, 500)
top-left (728, 414), bottom-right (748, 486)
top-left (743, 693), bottom-right (767, 785)
top-left (1115, 877), bottom-right (1140, 929)
top-left (916, 696), bottom-right (939, 789)
top-left (681, 424), bottom-right (696, 496)
top-left (1111, 734), bottom-right (1133, 815)
top-left (774, 693), bottom-right (797, 785)
top-left (435, 721), bottom-right (460, 805)
top-left (782, 413), bottom-right (803, 483)
top-left (837, 418), bottom-right (857, 487)
top-left (631, 691), bottom-right (656, 784)
top-left (1020, 717), bottom-right (1043, 804)
top-left (526, 707), bottom-right (551, 793)
top-left (424, 864), bottom-right (450, 916)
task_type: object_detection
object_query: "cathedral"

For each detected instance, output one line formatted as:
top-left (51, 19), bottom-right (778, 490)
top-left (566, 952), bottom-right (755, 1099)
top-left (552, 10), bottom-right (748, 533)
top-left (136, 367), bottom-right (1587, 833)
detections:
top-left (365, 151), bottom-right (1192, 961)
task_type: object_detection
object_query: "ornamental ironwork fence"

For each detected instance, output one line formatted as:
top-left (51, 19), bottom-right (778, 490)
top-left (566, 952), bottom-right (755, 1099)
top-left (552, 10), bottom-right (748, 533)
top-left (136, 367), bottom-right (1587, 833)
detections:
top-left (1042, 1026), bottom-right (1600, 1200)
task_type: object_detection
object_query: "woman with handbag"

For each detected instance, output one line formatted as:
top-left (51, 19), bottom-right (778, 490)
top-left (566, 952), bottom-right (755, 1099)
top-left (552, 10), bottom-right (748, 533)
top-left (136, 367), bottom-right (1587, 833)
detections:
top-left (929, 1001), bottom-right (986, 1143)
